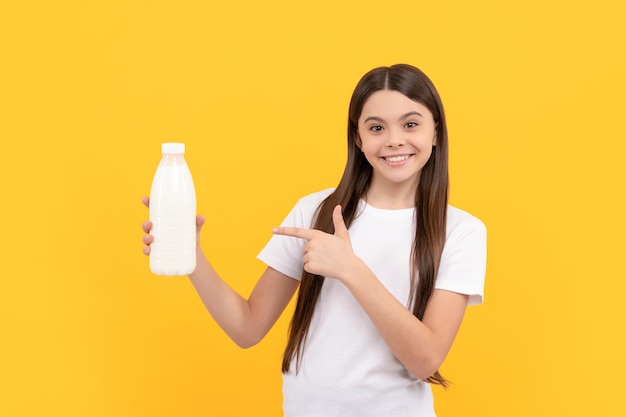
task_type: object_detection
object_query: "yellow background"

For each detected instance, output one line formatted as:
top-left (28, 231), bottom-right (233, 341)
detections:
top-left (1, 0), bottom-right (625, 415)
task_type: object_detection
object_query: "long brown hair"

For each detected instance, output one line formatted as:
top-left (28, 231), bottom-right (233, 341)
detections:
top-left (282, 64), bottom-right (450, 387)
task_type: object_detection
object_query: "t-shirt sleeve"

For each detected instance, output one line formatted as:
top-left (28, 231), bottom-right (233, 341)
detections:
top-left (256, 201), bottom-right (309, 281)
top-left (435, 216), bottom-right (487, 306)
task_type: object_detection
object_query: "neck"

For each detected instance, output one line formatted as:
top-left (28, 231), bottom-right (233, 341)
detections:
top-left (364, 178), bottom-right (417, 210)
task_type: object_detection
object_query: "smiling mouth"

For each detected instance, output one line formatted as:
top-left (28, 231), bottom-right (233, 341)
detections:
top-left (383, 155), bottom-right (412, 163)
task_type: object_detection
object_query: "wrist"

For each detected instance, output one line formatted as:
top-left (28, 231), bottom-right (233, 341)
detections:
top-left (341, 256), bottom-right (369, 287)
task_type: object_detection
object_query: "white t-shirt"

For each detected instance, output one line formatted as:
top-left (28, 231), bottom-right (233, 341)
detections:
top-left (257, 188), bottom-right (487, 417)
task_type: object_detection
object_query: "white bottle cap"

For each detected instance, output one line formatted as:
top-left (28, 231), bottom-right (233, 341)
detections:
top-left (162, 142), bottom-right (185, 154)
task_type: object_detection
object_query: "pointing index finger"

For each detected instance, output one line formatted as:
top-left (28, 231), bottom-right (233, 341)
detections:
top-left (272, 226), bottom-right (318, 240)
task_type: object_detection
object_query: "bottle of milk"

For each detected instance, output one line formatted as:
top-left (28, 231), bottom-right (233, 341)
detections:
top-left (149, 142), bottom-right (197, 276)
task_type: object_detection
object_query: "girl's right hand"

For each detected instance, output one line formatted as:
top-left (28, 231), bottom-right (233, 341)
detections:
top-left (141, 196), bottom-right (206, 256)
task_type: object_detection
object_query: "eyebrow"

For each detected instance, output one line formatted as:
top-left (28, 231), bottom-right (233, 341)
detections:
top-left (363, 111), bottom-right (424, 124)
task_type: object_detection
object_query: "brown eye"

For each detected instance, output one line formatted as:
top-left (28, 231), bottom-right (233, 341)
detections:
top-left (369, 125), bottom-right (383, 132)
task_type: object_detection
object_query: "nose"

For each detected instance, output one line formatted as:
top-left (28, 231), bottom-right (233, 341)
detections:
top-left (386, 129), bottom-right (406, 147)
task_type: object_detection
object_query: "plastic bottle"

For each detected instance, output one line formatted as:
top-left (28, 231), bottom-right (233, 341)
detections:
top-left (149, 142), bottom-right (197, 276)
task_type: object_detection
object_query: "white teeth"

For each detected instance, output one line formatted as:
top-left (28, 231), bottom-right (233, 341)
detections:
top-left (385, 155), bottom-right (409, 163)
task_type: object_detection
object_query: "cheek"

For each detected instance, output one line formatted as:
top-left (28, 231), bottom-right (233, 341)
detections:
top-left (419, 131), bottom-right (437, 149)
top-left (359, 144), bottom-right (379, 165)
top-left (360, 141), bottom-right (379, 156)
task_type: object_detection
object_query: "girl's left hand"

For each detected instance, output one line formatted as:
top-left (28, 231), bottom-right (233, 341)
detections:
top-left (272, 205), bottom-right (358, 281)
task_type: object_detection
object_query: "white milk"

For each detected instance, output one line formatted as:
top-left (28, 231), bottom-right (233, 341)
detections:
top-left (149, 142), bottom-right (196, 276)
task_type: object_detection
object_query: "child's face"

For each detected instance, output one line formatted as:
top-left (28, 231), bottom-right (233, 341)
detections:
top-left (357, 89), bottom-right (437, 194)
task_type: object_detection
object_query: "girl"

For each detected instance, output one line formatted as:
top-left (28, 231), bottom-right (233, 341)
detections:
top-left (142, 64), bottom-right (487, 416)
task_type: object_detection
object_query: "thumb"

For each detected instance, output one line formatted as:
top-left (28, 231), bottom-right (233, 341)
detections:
top-left (332, 205), bottom-right (349, 240)
top-left (196, 214), bottom-right (206, 231)
top-left (195, 214), bottom-right (205, 246)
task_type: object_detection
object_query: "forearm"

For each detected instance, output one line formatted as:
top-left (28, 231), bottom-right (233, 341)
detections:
top-left (342, 261), bottom-right (449, 379)
top-left (188, 246), bottom-right (259, 348)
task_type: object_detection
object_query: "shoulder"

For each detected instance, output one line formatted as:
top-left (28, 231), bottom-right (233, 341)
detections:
top-left (294, 187), bottom-right (335, 210)
top-left (294, 188), bottom-right (335, 216)
top-left (446, 205), bottom-right (487, 240)
top-left (438, 206), bottom-right (488, 305)
top-left (279, 188), bottom-right (335, 228)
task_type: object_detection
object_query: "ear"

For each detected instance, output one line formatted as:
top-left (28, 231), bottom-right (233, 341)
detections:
top-left (355, 129), bottom-right (362, 149)
top-left (432, 130), bottom-right (437, 147)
